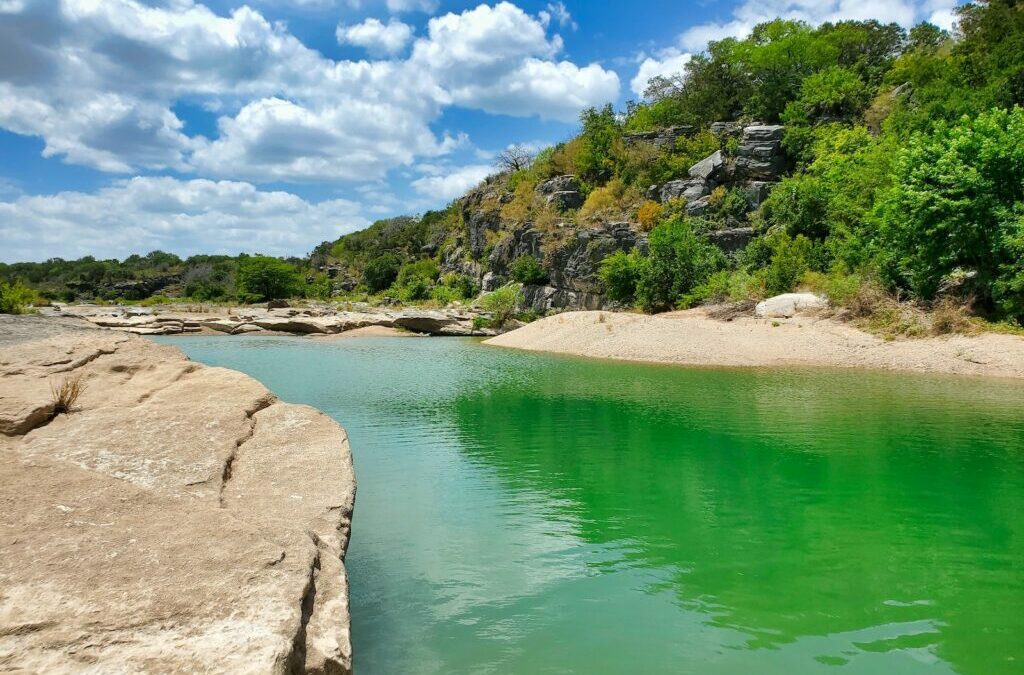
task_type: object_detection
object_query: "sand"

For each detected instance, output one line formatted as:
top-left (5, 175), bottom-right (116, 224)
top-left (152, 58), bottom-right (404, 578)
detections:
top-left (486, 309), bottom-right (1024, 379)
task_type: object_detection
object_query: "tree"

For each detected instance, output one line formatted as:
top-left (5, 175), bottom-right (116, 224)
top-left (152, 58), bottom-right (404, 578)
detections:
top-left (235, 255), bottom-right (301, 302)
top-left (362, 254), bottom-right (402, 293)
top-left (876, 107), bottom-right (1024, 318)
top-left (636, 219), bottom-right (727, 312)
top-left (495, 145), bottom-right (535, 172)
top-left (479, 284), bottom-right (524, 329)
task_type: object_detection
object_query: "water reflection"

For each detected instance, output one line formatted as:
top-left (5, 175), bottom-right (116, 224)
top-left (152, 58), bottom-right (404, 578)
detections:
top-left (159, 336), bottom-right (1024, 675)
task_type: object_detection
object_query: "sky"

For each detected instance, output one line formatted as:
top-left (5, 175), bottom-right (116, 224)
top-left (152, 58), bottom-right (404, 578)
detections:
top-left (0, 0), bottom-right (961, 263)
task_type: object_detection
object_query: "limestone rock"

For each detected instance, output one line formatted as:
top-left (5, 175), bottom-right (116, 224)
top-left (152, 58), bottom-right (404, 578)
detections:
top-left (755, 293), bottom-right (829, 318)
top-left (689, 150), bottom-right (724, 181)
top-left (0, 320), bottom-right (356, 674)
top-left (536, 175), bottom-right (583, 211)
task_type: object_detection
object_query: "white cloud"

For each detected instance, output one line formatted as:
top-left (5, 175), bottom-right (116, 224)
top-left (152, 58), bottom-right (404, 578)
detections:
top-left (337, 17), bottom-right (413, 56)
top-left (539, 2), bottom-right (577, 31)
top-left (0, 0), bottom-right (619, 183)
top-left (631, 51), bottom-right (691, 98)
top-left (678, 0), bottom-right (953, 52)
top-left (411, 164), bottom-right (492, 201)
top-left (0, 176), bottom-right (369, 263)
top-left (410, 2), bottom-right (618, 120)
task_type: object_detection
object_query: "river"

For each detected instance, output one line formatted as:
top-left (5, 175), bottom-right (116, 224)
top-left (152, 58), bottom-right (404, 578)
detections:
top-left (157, 335), bottom-right (1024, 675)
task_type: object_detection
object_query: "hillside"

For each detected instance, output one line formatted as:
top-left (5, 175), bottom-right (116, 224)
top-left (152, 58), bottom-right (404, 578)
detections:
top-left (3, 1), bottom-right (1023, 332)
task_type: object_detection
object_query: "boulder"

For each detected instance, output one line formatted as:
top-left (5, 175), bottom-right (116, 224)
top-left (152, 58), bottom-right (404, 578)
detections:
top-left (537, 176), bottom-right (583, 211)
top-left (392, 310), bottom-right (461, 335)
top-left (685, 195), bottom-right (712, 216)
top-left (689, 150), bottom-right (724, 181)
top-left (755, 293), bottom-right (829, 318)
top-left (622, 125), bottom-right (695, 150)
top-left (736, 125), bottom-right (787, 179)
top-left (659, 178), bottom-right (711, 203)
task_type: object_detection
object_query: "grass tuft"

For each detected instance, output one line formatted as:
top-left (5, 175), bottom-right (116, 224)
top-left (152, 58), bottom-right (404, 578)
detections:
top-left (50, 373), bottom-right (86, 416)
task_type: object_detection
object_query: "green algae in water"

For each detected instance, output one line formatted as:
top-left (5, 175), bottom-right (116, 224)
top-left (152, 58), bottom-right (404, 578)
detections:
top-left (159, 335), bottom-right (1024, 675)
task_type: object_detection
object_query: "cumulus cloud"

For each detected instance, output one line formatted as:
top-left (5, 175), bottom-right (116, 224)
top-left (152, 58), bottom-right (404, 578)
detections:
top-left (0, 0), bottom-right (619, 183)
top-left (337, 17), bottom-right (413, 56)
top-left (410, 2), bottom-right (618, 119)
top-left (0, 176), bottom-right (369, 263)
top-left (631, 51), bottom-right (691, 98)
top-left (678, 0), bottom-right (957, 52)
top-left (411, 164), bottom-right (493, 201)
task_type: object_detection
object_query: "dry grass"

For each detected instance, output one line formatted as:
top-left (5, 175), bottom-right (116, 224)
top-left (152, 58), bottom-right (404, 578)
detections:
top-left (50, 373), bottom-right (86, 416)
top-left (929, 298), bottom-right (978, 336)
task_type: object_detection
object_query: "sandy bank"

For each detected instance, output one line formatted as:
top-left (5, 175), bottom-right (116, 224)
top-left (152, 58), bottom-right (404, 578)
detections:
top-left (0, 315), bottom-right (356, 673)
top-left (486, 309), bottom-right (1024, 378)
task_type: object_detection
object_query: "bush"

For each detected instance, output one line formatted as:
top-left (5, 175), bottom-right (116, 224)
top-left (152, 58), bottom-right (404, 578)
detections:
top-left (598, 250), bottom-right (642, 302)
top-left (236, 256), bottom-right (301, 302)
top-left (306, 273), bottom-right (333, 300)
top-left (431, 285), bottom-right (461, 306)
top-left (509, 255), bottom-right (548, 285)
top-left (363, 254), bottom-right (402, 293)
top-left (762, 233), bottom-right (813, 295)
top-left (636, 201), bottom-right (663, 231)
top-left (439, 272), bottom-right (477, 299)
top-left (877, 107), bottom-right (1024, 320)
top-left (579, 178), bottom-right (627, 221)
top-left (478, 284), bottom-right (524, 330)
top-left (636, 218), bottom-right (727, 312)
top-left (0, 280), bottom-right (40, 314)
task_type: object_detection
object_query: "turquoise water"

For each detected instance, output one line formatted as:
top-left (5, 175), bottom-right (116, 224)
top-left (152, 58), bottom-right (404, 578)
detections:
top-left (158, 335), bottom-right (1024, 674)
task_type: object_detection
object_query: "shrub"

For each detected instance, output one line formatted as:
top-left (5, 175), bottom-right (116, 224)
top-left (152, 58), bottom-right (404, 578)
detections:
top-left (363, 254), bottom-right (402, 293)
top-left (431, 285), bottom-right (461, 306)
top-left (761, 234), bottom-right (813, 296)
top-left (236, 256), bottom-right (301, 301)
top-left (598, 250), bottom-right (643, 302)
top-left (579, 178), bottom-right (627, 221)
top-left (636, 218), bottom-right (727, 312)
top-left (636, 201), bottom-right (663, 231)
top-left (876, 107), bottom-right (1024, 320)
top-left (478, 284), bottom-right (524, 330)
top-left (509, 255), bottom-right (548, 285)
top-left (306, 273), bottom-right (333, 300)
top-left (0, 280), bottom-right (40, 314)
top-left (439, 273), bottom-right (477, 299)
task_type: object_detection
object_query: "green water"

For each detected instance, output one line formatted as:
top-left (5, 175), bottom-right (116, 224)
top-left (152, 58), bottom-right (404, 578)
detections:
top-left (158, 335), bottom-right (1024, 674)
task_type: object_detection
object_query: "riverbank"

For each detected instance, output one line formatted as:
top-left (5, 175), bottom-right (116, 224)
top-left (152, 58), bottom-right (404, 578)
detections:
top-left (486, 309), bottom-right (1024, 378)
top-left (0, 315), bottom-right (356, 673)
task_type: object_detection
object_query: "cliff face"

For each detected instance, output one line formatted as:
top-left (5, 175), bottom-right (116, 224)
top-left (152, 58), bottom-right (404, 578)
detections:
top-left (439, 122), bottom-right (788, 312)
top-left (0, 316), bottom-right (356, 674)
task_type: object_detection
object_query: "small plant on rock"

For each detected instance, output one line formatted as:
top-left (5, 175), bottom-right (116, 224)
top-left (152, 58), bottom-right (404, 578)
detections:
top-left (50, 373), bottom-right (85, 416)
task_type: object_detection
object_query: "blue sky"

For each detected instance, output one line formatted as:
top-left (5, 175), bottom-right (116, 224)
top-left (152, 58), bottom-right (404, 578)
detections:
top-left (0, 0), bottom-right (958, 262)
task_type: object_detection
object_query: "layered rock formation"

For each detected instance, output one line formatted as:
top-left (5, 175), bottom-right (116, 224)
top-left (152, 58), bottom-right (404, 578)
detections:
top-left (441, 122), bottom-right (787, 313)
top-left (0, 316), bottom-right (356, 674)
top-left (46, 304), bottom-right (495, 337)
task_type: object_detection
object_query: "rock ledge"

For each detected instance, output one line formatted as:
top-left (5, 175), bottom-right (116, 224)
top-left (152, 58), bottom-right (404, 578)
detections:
top-left (0, 316), bottom-right (356, 674)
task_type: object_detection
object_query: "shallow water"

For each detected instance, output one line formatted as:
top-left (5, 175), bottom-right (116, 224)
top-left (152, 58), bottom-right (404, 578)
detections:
top-left (158, 335), bottom-right (1024, 675)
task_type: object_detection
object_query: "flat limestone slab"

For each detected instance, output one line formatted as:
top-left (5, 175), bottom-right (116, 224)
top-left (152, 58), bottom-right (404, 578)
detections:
top-left (0, 318), bottom-right (356, 673)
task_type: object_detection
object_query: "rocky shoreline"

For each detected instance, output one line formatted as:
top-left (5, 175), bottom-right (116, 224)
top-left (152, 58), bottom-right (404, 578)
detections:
top-left (40, 302), bottom-right (498, 337)
top-left (0, 315), bottom-right (356, 673)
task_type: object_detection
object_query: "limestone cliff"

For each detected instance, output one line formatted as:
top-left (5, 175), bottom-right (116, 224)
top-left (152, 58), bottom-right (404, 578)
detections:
top-left (0, 316), bottom-right (356, 674)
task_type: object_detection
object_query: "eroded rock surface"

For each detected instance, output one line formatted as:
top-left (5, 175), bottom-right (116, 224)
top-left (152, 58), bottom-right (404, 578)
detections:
top-left (0, 316), bottom-right (356, 674)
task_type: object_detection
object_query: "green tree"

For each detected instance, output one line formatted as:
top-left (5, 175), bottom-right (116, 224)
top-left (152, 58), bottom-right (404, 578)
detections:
top-left (636, 219), bottom-right (727, 312)
top-left (599, 250), bottom-right (643, 302)
top-left (235, 256), bottom-right (301, 302)
top-left (479, 284), bottom-right (524, 329)
top-left (876, 107), bottom-right (1024, 318)
top-left (363, 254), bottom-right (402, 293)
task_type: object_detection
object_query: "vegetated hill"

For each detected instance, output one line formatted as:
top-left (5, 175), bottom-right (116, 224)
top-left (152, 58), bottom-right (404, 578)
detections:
top-left (3, 1), bottom-right (1022, 330)
top-left (318, 1), bottom-right (1024, 328)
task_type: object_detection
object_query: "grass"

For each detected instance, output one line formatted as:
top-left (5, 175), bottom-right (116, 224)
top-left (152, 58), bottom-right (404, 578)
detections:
top-left (50, 373), bottom-right (85, 416)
